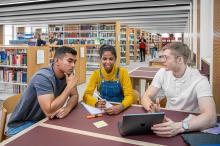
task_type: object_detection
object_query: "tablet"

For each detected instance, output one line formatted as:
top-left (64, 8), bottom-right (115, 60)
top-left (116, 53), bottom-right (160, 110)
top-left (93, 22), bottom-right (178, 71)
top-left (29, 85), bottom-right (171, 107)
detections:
top-left (118, 112), bottom-right (165, 136)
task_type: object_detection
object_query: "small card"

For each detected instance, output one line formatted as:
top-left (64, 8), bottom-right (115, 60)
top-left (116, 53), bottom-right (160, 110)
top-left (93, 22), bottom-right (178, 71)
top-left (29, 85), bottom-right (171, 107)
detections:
top-left (93, 120), bottom-right (108, 128)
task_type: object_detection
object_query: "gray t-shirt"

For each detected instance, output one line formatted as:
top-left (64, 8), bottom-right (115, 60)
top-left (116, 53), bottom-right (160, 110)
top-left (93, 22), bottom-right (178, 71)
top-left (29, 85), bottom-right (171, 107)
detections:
top-left (8, 64), bottom-right (66, 128)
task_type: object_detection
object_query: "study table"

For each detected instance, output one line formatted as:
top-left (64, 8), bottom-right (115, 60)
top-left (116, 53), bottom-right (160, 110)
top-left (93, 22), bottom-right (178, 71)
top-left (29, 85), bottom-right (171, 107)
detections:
top-left (129, 67), bottom-right (160, 94)
top-left (1, 103), bottom-right (193, 146)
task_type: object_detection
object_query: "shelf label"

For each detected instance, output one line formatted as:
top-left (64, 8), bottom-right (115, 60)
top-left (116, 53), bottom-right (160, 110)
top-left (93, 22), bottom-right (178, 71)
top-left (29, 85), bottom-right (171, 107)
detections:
top-left (80, 47), bottom-right (85, 58)
top-left (37, 49), bottom-right (45, 64)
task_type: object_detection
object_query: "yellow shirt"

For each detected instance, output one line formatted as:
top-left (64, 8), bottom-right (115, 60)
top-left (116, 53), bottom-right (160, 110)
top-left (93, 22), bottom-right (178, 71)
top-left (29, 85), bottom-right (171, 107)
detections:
top-left (83, 65), bottom-right (133, 108)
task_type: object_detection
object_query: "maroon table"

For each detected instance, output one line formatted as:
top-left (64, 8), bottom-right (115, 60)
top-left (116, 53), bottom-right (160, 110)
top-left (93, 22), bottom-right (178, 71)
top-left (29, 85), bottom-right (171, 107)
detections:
top-left (4, 126), bottom-right (136, 146)
top-left (44, 103), bottom-right (189, 146)
top-left (129, 68), bottom-right (159, 94)
top-left (136, 67), bottom-right (160, 72)
top-left (129, 70), bottom-right (157, 79)
top-left (149, 59), bottom-right (164, 67)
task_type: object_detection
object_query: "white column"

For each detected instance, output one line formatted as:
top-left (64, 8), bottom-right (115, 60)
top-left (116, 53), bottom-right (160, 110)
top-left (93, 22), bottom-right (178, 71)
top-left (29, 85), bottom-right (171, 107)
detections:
top-left (200, 0), bottom-right (213, 84)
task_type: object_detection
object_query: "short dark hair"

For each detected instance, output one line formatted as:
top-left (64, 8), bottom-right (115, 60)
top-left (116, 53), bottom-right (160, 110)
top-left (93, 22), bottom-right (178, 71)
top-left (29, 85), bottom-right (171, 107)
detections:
top-left (163, 42), bottom-right (191, 64)
top-left (54, 46), bottom-right (77, 59)
top-left (99, 44), bottom-right (117, 59)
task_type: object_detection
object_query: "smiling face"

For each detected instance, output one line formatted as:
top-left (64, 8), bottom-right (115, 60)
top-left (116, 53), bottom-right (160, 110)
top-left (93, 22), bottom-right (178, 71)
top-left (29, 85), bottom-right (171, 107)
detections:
top-left (101, 51), bottom-right (116, 73)
top-left (56, 53), bottom-right (77, 75)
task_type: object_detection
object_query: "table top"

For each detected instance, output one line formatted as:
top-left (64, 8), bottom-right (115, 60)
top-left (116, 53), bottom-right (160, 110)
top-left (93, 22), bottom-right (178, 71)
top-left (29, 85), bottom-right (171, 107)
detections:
top-left (45, 104), bottom-right (188, 146)
top-left (129, 70), bottom-right (157, 79)
top-left (3, 103), bottom-right (192, 146)
top-left (149, 59), bottom-right (163, 63)
top-left (136, 67), bottom-right (160, 72)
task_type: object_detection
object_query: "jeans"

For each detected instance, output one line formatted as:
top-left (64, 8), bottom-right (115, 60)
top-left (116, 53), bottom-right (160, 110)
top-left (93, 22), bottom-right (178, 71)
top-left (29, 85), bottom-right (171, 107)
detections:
top-left (7, 121), bottom-right (35, 136)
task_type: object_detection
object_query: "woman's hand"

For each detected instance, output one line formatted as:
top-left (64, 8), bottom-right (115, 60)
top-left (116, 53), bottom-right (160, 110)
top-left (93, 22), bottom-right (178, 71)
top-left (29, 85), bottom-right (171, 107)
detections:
top-left (104, 104), bottom-right (124, 115)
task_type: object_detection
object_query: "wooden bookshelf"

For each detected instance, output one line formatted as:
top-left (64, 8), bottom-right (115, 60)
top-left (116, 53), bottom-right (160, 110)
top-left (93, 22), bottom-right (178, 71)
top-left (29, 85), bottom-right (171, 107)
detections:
top-left (136, 29), bottom-right (141, 61)
top-left (0, 45), bottom-right (49, 94)
top-left (120, 25), bottom-right (127, 66)
top-left (133, 28), bottom-right (137, 62)
top-left (49, 23), bottom-right (118, 46)
top-left (129, 28), bottom-right (135, 62)
top-left (74, 45), bottom-right (86, 85)
top-left (85, 44), bottom-right (100, 75)
top-left (126, 26), bottom-right (130, 65)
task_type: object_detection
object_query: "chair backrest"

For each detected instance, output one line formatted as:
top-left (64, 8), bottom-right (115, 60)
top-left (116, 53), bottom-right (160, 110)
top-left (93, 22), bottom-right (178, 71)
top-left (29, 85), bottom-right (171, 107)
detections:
top-left (160, 97), bottom-right (167, 108)
top-left (0, 94), bottom-right (22, 142)
top-left (132, 89), bottom-right (141, 104)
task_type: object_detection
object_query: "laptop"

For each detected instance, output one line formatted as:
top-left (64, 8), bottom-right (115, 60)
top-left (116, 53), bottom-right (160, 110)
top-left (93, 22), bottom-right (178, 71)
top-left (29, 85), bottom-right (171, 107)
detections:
top-left (118, 112), bottom-right (165, 136)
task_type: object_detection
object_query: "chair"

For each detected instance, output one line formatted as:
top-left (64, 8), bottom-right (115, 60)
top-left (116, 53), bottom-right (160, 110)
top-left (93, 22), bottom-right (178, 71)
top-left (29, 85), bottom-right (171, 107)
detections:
top-left (0, 94), bottom-right (21, 142)
top-left (132, 89), bottom-right (141, 104)
top-left (159, 97), bottom-right (167, 108)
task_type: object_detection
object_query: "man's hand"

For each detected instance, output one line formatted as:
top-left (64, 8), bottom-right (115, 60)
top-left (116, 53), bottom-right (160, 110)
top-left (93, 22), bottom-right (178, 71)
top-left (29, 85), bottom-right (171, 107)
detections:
top-left (65, 73), bottom-right (78, 90)
top-left (50, 107), bottom-right (71, 119)
top-left (146, 98), bottom-right (160, 113)
top-left (104, 104), bottom-right (124, 115)
top-left (151, 116), bottom-right (183, 137)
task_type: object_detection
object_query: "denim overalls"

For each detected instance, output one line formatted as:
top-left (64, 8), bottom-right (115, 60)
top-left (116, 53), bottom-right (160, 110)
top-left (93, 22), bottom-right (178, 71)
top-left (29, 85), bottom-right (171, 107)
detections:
top-left (99, 68), bottom-right (124, 102)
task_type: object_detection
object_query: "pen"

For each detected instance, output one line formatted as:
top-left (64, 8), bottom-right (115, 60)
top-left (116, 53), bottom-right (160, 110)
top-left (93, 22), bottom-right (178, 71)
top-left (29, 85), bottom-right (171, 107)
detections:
top-left (86, 114), bottom-right (103, 119)
top-left (94, 92), bottom-right (106, 101)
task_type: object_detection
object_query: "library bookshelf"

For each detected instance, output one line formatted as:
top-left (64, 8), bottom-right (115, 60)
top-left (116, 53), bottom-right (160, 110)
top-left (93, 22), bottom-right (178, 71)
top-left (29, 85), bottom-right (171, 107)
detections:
top-left (0, 45), bottom-right (49, 95)
top-left (48, 22), bottom-right (121, 66)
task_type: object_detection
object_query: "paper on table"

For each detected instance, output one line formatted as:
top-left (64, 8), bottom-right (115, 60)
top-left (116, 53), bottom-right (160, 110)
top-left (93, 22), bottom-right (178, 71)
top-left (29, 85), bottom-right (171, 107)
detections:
top-left (81, 102), bottom-right (103, 115)
top-left (93, 120), bottom-right (108, 128)
top-left (81, 101), bottom-right (113, 115)
top-left (202, 123), bottom-right (220, 135)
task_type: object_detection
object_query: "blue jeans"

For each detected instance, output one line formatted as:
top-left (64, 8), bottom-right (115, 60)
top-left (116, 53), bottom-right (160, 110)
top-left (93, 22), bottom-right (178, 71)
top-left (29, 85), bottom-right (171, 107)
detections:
top-left (7, 121), bottom-right (35, 136)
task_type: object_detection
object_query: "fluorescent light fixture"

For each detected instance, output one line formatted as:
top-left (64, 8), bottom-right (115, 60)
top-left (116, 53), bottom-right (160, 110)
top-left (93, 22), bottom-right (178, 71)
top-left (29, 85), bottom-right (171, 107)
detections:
top-left (0, 0), bottom-right (50, 6)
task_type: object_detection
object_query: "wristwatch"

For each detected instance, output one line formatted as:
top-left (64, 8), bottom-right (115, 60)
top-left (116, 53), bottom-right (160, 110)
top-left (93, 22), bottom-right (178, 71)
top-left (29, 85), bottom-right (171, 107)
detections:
top-left (182, 121), bottom-right (189, 132)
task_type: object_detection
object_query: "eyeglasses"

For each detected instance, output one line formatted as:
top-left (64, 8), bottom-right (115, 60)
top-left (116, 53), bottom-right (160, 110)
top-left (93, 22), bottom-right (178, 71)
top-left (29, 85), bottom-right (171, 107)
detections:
top-left (159, 55), bottom-right (180, 61)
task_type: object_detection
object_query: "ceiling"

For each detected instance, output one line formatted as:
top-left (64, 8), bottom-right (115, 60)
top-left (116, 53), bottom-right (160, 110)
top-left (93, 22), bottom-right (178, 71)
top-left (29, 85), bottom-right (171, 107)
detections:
top-left (0, 0), bottom-right (192, 33)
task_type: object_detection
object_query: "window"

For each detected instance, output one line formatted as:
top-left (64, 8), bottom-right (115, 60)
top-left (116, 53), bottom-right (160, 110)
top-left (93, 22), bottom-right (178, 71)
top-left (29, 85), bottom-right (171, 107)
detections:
top-left (4, 25), bottom-right (13, 45)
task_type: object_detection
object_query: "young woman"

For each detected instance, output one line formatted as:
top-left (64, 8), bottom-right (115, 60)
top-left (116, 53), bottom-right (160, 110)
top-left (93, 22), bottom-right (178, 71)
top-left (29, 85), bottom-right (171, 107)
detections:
top-left (83, 45), bottom-right (133, 115)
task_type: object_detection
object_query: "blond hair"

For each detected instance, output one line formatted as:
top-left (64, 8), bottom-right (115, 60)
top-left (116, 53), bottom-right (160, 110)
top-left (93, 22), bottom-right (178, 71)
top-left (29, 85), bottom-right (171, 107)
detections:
top-left (163, 42), bottom-right (191, 64)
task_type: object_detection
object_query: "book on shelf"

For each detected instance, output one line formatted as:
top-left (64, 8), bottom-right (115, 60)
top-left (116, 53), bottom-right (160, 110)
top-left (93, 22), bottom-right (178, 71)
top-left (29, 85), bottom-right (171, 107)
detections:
top-left (0, 68), bottom-right (27, 84)
top-left (0, 51), bottom-right (27, 66)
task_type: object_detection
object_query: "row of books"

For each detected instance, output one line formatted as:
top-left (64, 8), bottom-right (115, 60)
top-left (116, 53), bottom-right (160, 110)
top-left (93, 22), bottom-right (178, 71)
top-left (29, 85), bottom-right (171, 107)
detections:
top-left (86, 56), bottom-right (100, 63)
top-left (64, 32), bottom-right (118, 38)
top-left (49, 25), bottom-right (64, 31)
top-left (86, 49), bottom-right (99, 54)
top-left (81, 25), bottom-right (98, 30)
top-left (0, 84), bottom-right (26, 94)
top-left (64, 25), bottom-right (79, 31)
top-left (99, 32), bottom-right (115, 37)
top-left (0, 52), bottom-right (27, 66)
top-left (0, 69), bottom-right (27, 83)
top-left (50, 24), bottom-right (115, 32)
top-left (121, 34), bottom-right (126, 38)
top-left (99, 25), bottom-right (115, 30)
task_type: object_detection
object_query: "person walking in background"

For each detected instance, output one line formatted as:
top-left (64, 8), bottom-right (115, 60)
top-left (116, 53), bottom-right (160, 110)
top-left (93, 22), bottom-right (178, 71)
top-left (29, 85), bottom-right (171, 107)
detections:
top-left (139, 35), bottom-right (147, 62)
top-left (150, 43), bottom-right (157, 59)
